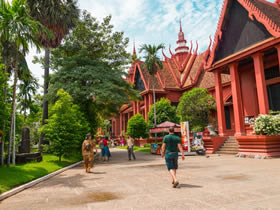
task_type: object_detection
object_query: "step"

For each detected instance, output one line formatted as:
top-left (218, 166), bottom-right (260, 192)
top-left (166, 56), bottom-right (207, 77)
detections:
top-left (223, 143), bottom-right (239, 147)
top-left (217, 149), bottom-right (238, 152)
top-left (220, 145), bottom-right (239, 149)
top-left (223, 141), bottom-right (239, 145)
top-left (216, 151), bottom-right (238, 155)
top-left (218, 149), bottom-right (239, 153)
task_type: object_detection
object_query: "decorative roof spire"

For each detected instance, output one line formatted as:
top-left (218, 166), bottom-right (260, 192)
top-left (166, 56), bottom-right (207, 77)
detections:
top-left (133, 40), bottom-right (136, 57)
top-left (175, 19), bottom-right (188, 54)
top-left (180, 18), bottom-right (182, 32)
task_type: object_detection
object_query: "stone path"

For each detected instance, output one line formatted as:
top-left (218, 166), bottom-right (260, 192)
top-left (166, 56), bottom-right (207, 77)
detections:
top-left (1, 148), bottom-right (280, 209)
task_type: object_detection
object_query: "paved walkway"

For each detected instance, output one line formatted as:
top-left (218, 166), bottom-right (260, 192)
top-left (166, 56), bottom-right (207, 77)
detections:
top-left (1, 149), bottom-right (280, 209)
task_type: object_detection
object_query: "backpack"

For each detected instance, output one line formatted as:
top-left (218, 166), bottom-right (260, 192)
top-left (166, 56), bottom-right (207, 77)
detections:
top-left (84, 141), bottom-right (91, 152)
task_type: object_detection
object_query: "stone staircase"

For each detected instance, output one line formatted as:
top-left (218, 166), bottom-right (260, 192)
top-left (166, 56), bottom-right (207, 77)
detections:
top-left (216, 136), bottom-right (239, 155)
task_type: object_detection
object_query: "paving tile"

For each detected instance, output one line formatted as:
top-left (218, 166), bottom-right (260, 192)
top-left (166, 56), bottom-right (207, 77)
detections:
top-left (1, 149), bottom-right (280, 209)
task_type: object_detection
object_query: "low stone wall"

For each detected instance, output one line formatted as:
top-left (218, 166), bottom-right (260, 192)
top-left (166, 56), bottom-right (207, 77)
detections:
top-left (134, 137), bottom-right (163, 147)
top-left (236, 135), bottom-right (280, 157)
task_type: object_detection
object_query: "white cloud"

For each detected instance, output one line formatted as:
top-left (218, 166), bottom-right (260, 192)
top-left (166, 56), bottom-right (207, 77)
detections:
top-left (26, 0), bottom-right (277, 88)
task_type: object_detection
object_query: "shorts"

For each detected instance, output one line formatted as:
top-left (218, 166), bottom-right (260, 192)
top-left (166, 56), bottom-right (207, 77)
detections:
top-left (165, 153), bottom-right (178, 171)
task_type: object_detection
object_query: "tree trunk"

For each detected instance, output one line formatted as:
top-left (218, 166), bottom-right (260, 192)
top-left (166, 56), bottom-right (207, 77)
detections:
top-left (1, 64), bottom-right (8, 166)
top-left (23, 95), bottom-right (27, 121)
top-left (12, 103), bottom-right (16, 165)
top-left (39, 48), bottom-right (50, 152)
top-left (8, 66), bottom-right (18, 166)
top-left (152, 76), bottom-right (157, 144)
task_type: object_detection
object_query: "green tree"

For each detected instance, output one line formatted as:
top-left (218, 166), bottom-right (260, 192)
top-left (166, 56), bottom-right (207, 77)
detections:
top-left (18, 73), bottom-right (39, 121)
top-left (41, 89), bottom-right (90, 161)
top-left (26, 0), bottom-right (80, 149)
top-left (127, 114), bottom-right (148, 139)
top-left (0, 0), bottom-right (48, 166)
top-left (139, 44), bottom-right (164, 142)
top-left (48, 12), bottom-right (140, 131)
top-left (177, 88), bottom-right (216, 132)
top-left (148, 98), bottom-right (179, 128)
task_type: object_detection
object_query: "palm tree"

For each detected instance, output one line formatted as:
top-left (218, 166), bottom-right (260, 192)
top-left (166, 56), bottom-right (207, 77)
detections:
top-left (18, 73), bottom-right (39, 121)
top-left (0, 0), bottom-right (48, 166)
top-left (139, 44), bottom-right (164, 143)
top-left (26, 0), bottom-right (80, 150)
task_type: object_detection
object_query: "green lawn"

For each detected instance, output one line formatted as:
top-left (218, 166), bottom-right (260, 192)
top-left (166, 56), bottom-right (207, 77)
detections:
top-left (117, 145), bottom-right (151, 153)
top-left (0, 154), bottom-right (81, 194)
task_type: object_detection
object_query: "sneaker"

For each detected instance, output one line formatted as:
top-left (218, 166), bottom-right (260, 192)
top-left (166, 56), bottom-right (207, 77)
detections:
top-left (173, 181), bottom-right (179, 188)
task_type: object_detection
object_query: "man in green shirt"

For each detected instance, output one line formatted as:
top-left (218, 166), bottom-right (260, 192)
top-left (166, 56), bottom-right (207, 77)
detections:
top-left (161, 127), bottom-right (185, 188)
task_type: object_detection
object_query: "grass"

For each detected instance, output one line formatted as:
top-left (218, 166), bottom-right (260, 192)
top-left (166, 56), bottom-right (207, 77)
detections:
top-left (117, 144), bottom-right (151, 153)
top-left (0, 154), bottom-right (81, 194)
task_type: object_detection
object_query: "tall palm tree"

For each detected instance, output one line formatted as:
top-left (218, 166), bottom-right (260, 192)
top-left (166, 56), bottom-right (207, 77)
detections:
top-left (0, 0), bottom-right (48, 166)
top-left (139, 44), bottom-right (164, 143)
top-left (18, 73), bottom-right (39, 121)
top-left (26, 0), bottom-right (80, 150)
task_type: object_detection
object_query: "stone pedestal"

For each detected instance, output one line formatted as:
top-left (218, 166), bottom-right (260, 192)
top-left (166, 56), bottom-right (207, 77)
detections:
top-left (19, 127), bottom-right (30, 154)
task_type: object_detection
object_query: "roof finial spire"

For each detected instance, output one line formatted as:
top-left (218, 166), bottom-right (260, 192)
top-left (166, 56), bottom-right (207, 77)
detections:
top-left (179, 18), bottom-right (182, 32)
top-left (133, 39), bottom-right (136, 57)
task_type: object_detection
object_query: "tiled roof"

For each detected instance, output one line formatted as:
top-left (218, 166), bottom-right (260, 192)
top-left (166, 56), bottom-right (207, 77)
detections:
top-left (198, 71), bottom-right (231, 89)
top-left (183, 53), bottom-right (205, 88)
top-left (251, 0), bottom-right (280, 27)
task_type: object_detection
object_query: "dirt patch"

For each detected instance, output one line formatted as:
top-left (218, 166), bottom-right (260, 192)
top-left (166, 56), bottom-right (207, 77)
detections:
top-left (69, 192), bottom-right (121, 205)
top-left (219, 174), bottom-right (248, 180)
top-left (87, 192), bottom-right (120, 202)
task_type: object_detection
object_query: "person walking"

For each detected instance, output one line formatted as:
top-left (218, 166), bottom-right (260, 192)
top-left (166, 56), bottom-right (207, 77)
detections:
top-left (82, 134), bottom-right (97, 173)
top-left (101, 136), bottom-right (110, 161)
top-left (161, 127), bottom-right (185, 188)
top-left (127, 135), bottom-right (136, 161)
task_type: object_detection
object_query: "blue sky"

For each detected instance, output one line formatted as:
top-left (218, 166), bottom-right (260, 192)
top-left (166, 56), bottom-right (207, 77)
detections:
top-left (26, 0), bottom-right (275, 89)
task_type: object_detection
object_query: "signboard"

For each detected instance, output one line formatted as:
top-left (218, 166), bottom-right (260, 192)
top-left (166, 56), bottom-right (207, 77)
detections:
top-left (151, 143), bottom-right (162, 155)
top-left (180, 122), bottom-right (190, 152)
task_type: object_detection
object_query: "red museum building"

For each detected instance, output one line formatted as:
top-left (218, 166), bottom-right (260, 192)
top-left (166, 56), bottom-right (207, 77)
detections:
top-left (111, 0), bottom-right (280, 157)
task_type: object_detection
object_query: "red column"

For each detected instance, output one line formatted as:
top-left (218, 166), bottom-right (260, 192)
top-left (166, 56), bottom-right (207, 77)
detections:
top-left (120, 113), bottom-right (123, 135)
top-left (144, 95), bottom-right (148, 121)
top-left (252, 53), bottom-right (269, 114)
top-left (229, 63), bottom-right (245, 136)
top-left (136, 102), bottom-right (140, 113)
top-left (148, 93), bottom-right (153, 110)
top-left (214, 70), bottom-right (226, 136)
top-left (276, 45), bottom-right (280, 73)
top-left (132, 101), bottom-right (136, 115)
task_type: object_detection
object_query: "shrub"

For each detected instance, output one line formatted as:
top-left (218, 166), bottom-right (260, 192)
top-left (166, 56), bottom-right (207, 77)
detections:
top-left (148, 98), bottom-right (179, 128)
top-left (177, 88), bottom-right (215, 132)
top-left (253, 114), bottom-right (280, 136)
top-left (127, 114), bottom-right (148, 139)
top-left (41, 89), bottom-right (90, 161)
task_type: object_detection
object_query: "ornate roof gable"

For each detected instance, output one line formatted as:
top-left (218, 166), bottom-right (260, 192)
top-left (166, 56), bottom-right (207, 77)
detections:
top-left (206, 0), bottom-right (280, 67)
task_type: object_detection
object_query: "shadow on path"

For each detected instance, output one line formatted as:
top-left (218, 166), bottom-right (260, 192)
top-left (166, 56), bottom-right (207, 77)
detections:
top-left (178, 183), bottom-right (202, 188)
